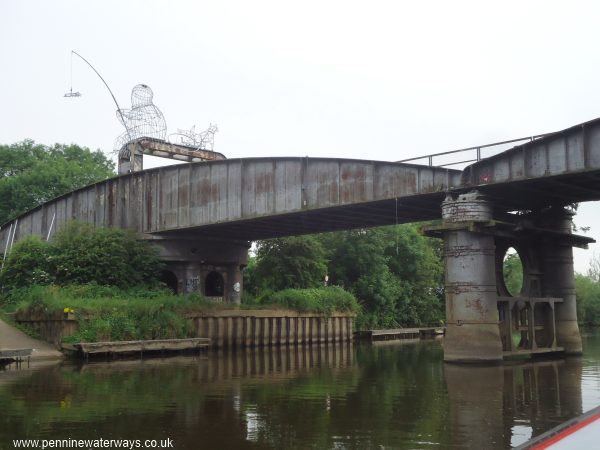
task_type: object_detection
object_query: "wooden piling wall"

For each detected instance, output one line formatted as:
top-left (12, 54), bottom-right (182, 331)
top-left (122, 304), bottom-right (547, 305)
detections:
top-left (15, 310), bottom-right (354, 349)
top-left (188, 310), bottom-right (354, 349)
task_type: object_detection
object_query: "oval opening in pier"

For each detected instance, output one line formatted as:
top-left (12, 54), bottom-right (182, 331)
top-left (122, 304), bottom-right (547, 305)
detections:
top-left (503, 247), bottom-right (523, 297)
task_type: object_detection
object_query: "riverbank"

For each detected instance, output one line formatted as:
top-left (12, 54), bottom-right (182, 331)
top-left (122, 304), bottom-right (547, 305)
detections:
top-left (2, 284), bottom-right (359, 345)
top-left (0, 318), bottom-right (62, 361)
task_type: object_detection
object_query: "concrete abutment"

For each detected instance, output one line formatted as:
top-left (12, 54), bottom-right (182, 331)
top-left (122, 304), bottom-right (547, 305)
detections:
top-left (147, 235), bottom-right (249, 304)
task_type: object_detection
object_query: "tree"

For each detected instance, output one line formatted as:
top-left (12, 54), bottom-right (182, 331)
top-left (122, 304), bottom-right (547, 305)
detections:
top-left (320, 225), bottom-right (444, 328)
top-left (586, 253), bottom-right (600, 282)
top-left (503, 250), bottom-right (523, 296)
top-left (247, 224), bottom-right (445, 329)
top-left (0, 140), bottom-right (115, 224)
top-left (251, 236), bottom-right (328, 292)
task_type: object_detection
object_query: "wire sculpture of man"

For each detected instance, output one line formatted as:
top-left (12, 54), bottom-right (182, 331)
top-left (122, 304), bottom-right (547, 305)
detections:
top-left (114, 84), bottom-right (167, 154)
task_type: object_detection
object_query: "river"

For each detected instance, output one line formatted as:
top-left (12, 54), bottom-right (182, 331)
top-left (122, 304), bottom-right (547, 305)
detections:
top-left (2, 333), bottom-right (600, 450)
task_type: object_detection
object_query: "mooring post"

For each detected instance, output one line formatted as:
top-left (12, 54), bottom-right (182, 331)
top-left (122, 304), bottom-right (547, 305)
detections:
top-left (538, 207), bottom-right (583, 354)
top-left (441, 191), bottom-right (503, 362)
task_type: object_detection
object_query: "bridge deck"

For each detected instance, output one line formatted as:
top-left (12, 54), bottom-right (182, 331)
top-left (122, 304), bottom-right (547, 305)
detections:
top-left (462, 116), bottom-right (600, 210)
top-left (0, 158), bottom-right (460, 245)
top-left (3, 116), bottom-right (600, 247)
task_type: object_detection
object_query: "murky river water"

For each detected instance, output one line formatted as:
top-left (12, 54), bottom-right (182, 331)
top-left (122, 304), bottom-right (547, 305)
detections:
top-left (2, 334), bottom-right (600, 450)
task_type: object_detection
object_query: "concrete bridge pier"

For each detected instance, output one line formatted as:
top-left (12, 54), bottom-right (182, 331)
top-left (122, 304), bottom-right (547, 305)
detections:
top-left (441, 192), bottom-right (503, 363)
top-left (435, 192), bottom-right (586, 362)
top-left (537, 207), bottom-right (583, 355)
top-left (147, 235), bottom-right (249, 304)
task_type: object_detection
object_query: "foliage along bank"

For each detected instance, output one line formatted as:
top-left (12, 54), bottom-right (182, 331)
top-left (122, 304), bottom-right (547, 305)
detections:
top-left (244, 224), bottom-right (445, 330)
top-left (7, 284), bottom-right (359, 344)
top-left (0, 222), bottom-right (359, 343)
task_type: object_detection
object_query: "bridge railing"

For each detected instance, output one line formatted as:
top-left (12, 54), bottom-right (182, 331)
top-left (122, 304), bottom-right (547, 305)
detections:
top-left (398, 133), bottom-right (550, 168)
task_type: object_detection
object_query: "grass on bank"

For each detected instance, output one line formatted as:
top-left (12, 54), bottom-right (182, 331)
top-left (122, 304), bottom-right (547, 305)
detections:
top-left (1, 284), bottom-right (359, 343)
top-left (244, 286), bottom-right (359, 316)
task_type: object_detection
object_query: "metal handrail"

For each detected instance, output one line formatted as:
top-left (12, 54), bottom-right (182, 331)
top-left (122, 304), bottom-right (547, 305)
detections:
top-left (398, 133), bottom-right (551, 167)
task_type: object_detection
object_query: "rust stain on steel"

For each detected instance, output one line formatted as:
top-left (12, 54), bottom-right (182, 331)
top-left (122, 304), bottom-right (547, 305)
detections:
top-left (340, 164), bottom-right (368, 203)
top-left (107, 181), bottom-right (115, 227)
top-left (443, 245), bottom-right (480, 258)
top-left (255, 172), bottom-right (273, 194)
top-left (146, 179), bottom-right (153, 231)
top-left (400, 171), bottom-right (417, 193)
top-left (340, 165), bottom-right (352, 182)
top-left (466, 297), bottom-right (485, 316)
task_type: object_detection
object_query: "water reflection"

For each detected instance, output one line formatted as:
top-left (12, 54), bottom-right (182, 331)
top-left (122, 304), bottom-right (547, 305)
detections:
top-left (0, 337), bottom-right (599, 450)
top-left (445, 358), bottom-right (583, 449)
top-left (0, 344), bottom-right (356, 450)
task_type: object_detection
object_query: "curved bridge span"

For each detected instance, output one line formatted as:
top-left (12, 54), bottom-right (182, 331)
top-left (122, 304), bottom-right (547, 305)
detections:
top-left (0, 157), bottom-right (461, 244)
top-left (5, 116), bottom-right (600, 244)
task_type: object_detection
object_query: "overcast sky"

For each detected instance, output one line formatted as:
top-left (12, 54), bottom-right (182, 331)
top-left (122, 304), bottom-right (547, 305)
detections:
top-left (1, 0), bottom-right (600, 272)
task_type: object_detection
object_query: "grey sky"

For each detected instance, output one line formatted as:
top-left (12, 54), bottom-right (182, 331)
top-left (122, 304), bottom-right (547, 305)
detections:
top-left (1, 0), bottom-right (599, 271)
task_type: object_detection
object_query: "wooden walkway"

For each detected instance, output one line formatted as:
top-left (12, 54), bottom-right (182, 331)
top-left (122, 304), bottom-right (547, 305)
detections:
top-left (71, 338), bottom-right (210, 357)
top-left (0, 348), bottom-right (32, 366)
top-left (354, 328), bottom-right (445, 341)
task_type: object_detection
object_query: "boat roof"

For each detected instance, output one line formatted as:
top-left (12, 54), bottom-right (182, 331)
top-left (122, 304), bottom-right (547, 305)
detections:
top-left (515, 404), bottom-right (600, 449)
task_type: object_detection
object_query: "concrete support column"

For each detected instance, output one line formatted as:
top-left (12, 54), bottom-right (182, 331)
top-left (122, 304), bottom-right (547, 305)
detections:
top-left (442, 192), bottom-right (503, 362)
top-left (538, 207), bottom-right (582, 354)
top-left (182, 262), bottom-right (203, 294)
top-left (226, 264), bottom-right (243, 304)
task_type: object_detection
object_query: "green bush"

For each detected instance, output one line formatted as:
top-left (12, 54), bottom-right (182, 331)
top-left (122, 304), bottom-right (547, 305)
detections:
top-left (0, 221), bottom-right (162, 291)
top-left (240, 291), bottom-right (260, 306)
top-left (50, 222), bottom-right (162, 288)
top-left (576, 274), bottom-right (600, 327)
top-left (260, 286), bottom-right (359, 315)
top-left (0, 236), bottom-right (52, 290)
